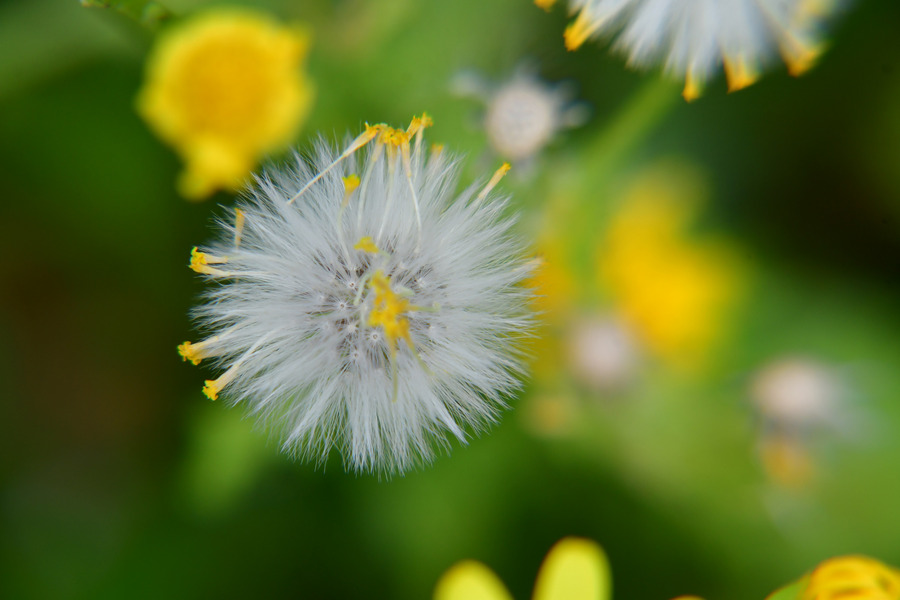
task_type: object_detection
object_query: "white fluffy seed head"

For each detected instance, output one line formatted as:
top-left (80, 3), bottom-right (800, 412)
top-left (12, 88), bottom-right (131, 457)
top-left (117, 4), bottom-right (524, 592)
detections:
top-left (486, 77), bottom-right (565, 161)
top-left (563, 0), bottom-right (842, 97)
top-left (567, 316), bottom-right (639, 392)
top-left (453, 68), bottom-right (588, 163)
top-left (751, 357), bottom-right (843, 429)
top-left (183, 121), bottom-right (534, 475)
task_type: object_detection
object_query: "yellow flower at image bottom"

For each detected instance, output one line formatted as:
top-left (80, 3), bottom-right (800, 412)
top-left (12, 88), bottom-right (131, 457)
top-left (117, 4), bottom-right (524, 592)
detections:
top-left (801, 556), bottom-right (900, 600)
top-left (434, 538), bottom-right (611, 600)
top-left (137, 9), bottom-right (315, 199)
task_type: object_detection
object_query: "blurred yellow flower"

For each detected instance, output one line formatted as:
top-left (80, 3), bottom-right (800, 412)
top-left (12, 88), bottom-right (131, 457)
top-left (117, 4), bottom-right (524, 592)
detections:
top-left (434, 537), bottom-right (611, 600)
top-left (802, 556), bottom-right (900, 600)
top-left (597, 166), bottom-right (743, 371)
top-left (137, 9), bottom-right (314, 199)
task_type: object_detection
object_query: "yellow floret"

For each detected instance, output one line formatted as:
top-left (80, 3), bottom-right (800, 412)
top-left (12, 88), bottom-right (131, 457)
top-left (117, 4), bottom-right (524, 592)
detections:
top-left (353, 236), bottom-right (381, 254)
top-left (189, 246), bottom-right (230, 276)
top-left (137, 8), bottom-right (315, 199)
top-left (367, 270), bottom-right (414, 355)
top-left (202, 379), bottom-right (221, 401)
top-left (342, 174), bottom-right (361, 194)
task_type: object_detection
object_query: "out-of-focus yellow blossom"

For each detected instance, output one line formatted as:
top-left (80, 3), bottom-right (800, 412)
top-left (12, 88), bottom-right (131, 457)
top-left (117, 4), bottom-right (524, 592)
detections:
top-left (137, 9), bottom-right (314, 199)
top-left (434, 537), bottom-right (611, 600)
top-left (597, 166), bottom-right (743, 372)
top-left (802, 556), bottom-right (900, 600)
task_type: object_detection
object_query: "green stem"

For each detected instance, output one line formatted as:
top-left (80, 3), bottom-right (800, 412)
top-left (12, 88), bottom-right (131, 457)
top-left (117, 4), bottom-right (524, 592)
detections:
top-left (79, 0), bottom-right (174, 30)
top-left (579, 76), bottom-right (681, 186)
top-left (549, 76), bottom-right (682, 305)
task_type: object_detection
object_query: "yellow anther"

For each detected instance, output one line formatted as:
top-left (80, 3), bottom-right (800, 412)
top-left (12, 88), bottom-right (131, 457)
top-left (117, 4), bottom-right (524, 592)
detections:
top-left (782, 36), bottom-right (823, 76)
top-left (342, 173), bottom-right (361, 194)
top-left (377, 126), bottom-right (410, 147)
top-left (564, 9), bottom-right (602, 51)
top-left (177, 336), bottom-right (220, 365)
top-left (534, 0), bottom-right (557, 10)
top-left (476, 162), bottom-right (511, 203)
top-left (233, 208), bottom-right (246, 247)
top-left (431, 143), bottom-right (444, 155)
top-left (363, 122), bottom-right (384, 138)
top-left (354, 236), bottom-right (381, 254)
top-left (682, 69), bottom-right (703, 102)
top-left (723, 56), bottom-right (759, 92)
top-left (203, 364), bottom-right (242, 400)
top-left (407, 113), bottom-right (433, 136)
top-left (202, 379), bottom-right (222, 401)
top-left (190, 247), bottom-right (231, 276)
top-left (368, 270), bottom-right (415, 354)
top-left (198, 333), bottom-right (269, 401)
top-left (288, 123), bottom-right (385, 204)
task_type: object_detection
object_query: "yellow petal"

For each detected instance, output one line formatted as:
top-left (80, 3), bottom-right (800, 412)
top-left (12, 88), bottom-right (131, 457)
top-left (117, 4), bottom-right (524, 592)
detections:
top-left (434, 560), bottom-right (513, 600)
top-left (532, 538), bottom-right (611, 600)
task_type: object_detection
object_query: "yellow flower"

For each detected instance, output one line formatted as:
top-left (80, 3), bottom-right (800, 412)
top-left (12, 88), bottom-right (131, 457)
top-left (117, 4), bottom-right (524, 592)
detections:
top-left (801, 556), bottom-right (900, 600)
top-left (597, 165), bottom-right (743, 371)
top-left (137, 8), bottom-right (314, 199)
top-left (434, 537), bottom-right (611, 600)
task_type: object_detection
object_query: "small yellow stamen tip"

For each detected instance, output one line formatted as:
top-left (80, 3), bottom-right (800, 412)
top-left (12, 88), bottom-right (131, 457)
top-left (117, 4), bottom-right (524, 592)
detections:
top-left (431, 143), bottom-right (444, 155)
top-left (534, 0), bottom-right (557, 11)
top-left (189, 247), bottom-right (230, 276)
top-left (178, 335), bottom-right (220, 365)
top-left (564, 10), bottom-right (600, 51)
top-left (363, 122), bottom-right (384, 138)
top-left (379, 126), bottom-right (411, 147)
top-left (407, 113), bottom-right (433, 136)
top-left (178, 342), bottom-right (202, 365)
top-left (724, 56), bottom-right (759, 92)
top-left (784, 41), bottom-right (823, 77)
top-left (682, 71), bottom-right (703, 102)
top-left (202, 380), bottom-right (219, 401)
top-left (354, 236), bottom-right (381, 254)
top-left (477, 162), bottom-right (512, 202)
top-left (342, 173), bottom-right (361, 194)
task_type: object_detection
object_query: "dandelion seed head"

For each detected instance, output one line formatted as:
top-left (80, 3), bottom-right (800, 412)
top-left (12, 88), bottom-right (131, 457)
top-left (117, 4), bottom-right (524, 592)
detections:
top-left (543, 0), bottom-right (842, 99)
top-left (453, 68), bottom-right (588, 164)
top-left (567, 316), bottom-right (639, 392)
top-left (751, 357), bottom-right (843, 430)
top-left (180, 116), bottom-right (534, 474)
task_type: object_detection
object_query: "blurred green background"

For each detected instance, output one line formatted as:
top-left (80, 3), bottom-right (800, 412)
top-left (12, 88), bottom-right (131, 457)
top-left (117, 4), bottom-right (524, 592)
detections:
top-left (2, 0), bottom-right (900, 599)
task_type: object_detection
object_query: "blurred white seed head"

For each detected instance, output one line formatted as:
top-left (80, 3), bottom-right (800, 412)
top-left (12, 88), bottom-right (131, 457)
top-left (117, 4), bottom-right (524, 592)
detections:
top-left (179, 116), bottom-right (534, 474)
top-left (567, 316), bottom-right (640, 392)
top-left (453, 68), bottom-right (588, 164)
top-left (750, 357), bottom-right (844, 430)
top-left (543, 0), bottom-right (843, 100)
